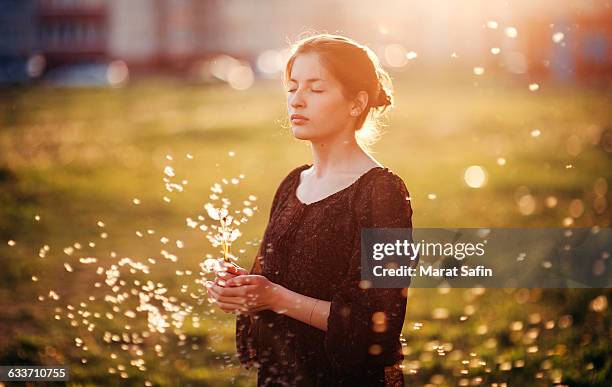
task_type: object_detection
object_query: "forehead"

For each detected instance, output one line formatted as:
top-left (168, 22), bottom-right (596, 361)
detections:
top-left (288, 53), bottom-right (331, 82)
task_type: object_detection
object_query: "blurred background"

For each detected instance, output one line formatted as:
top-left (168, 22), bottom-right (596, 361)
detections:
top-left (0, 0), bottom-right (611, 386)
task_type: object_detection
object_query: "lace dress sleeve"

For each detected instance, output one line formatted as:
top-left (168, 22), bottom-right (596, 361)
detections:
top-left (324, 170), bottom-right (414, 373)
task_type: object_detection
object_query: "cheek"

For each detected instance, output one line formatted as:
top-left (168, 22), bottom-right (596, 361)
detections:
top-left (311, 94), bottom-right (347, 118)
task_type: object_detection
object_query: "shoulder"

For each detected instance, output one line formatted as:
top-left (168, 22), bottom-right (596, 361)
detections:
top-left (277, 164), bottom-right (310, 190)
top-left (353, 167), bottom-right (413, 225)
top-left (269, 164), bottom-right (309, 205)
top-left (361, 167), bottom-right (411, 198)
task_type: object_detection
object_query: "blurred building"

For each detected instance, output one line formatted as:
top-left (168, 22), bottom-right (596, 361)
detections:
top-left (0, 0), bottom-right (611, 83)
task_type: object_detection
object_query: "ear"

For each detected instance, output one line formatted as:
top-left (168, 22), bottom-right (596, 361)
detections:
top-left (350, 91), bottom-right (369, 116)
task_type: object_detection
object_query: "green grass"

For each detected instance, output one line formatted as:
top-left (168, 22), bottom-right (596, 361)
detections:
top-left (0, 76), bottom-right (610, 386)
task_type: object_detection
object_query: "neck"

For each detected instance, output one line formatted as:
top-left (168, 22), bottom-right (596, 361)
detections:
top-left (308, 131), bottom-right (369, 178)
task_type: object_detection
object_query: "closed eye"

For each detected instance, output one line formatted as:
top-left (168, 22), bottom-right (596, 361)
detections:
top-left (287, 88), bottom-right (323, 93)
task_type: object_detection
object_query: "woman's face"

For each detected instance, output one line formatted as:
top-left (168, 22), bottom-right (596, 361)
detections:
top-left (286, 53), bottom-right (354, 142)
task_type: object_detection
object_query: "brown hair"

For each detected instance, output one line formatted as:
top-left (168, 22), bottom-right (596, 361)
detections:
top-left (284, 33), bottom-right (394, 150)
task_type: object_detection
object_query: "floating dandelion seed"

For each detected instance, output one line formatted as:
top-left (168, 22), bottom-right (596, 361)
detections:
top-left (505, 26), bottom-right (518, 38)
top-left (432, 308), bottom-right (449, 320)
top-left (531, 129), bottom-right (541, 137)
top-left (165, 154), bottom-right (173, 161)
top-left (186, 153), bottom-right (194, 160)
top-left (228, 151), bottom-right (235, 157)
top-left (496, 157), bottom-right (506, 166)
top-left (552, 32), bottom-right (565, 43)
top-left (490, 47), bottom-right (500, 55)
top-left (428, 193), bottom-right (437, 200)
top-left (39, 245), bottom-right (50, 258)
top-left (163, 166), bottom-right (175, 177)
top-left (406, 51), bottom-right (418, 60)
top-left (464, 166), bottom-right (487, 188)
top-left (529, 83), bottom-right (540, 91)
top-left (132, 198), bottom-right (141, 205)
top-left (34, 215), bottom-right (41, 221)
top-left (7, 240), bottom-right (16, 247)
top-left (486, 20), bottom-right (498, 29)
top-left (518, 194), bottom-right (536, 216)
top-left (590, 295), bottom-right (608, 312)
top-left (473, 67), bottom-right (485, 75)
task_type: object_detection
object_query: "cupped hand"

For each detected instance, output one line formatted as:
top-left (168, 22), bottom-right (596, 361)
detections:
top-left (214, 261), bottom-right (249, 287)
top-left (205, 270), bottom-right (281, 314)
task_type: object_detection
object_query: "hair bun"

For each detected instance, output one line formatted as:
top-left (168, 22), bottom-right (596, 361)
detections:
top-left (374, 85), bottom-right (392, 108)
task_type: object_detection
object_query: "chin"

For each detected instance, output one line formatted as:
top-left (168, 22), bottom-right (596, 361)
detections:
top-left (291, 126), bottom-right (314, 141)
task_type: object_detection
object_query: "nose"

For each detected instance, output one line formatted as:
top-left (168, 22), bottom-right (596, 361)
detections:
top-left (289, 89), bottom-right (306, 109)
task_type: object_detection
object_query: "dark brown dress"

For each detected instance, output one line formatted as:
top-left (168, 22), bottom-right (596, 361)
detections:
top-left (236, 164), bottom-right (414, 386)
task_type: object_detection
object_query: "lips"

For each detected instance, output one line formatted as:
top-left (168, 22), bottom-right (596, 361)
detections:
top-left (290, 114), bottom-right (309, 125)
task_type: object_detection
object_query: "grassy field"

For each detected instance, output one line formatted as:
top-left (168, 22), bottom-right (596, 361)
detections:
top-left (0, 75), bottom-right (610, 386)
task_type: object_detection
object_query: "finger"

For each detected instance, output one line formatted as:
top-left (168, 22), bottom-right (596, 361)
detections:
top-left (216, 271), bottom-right (239, 283)
top-left (226, 275), bottom-right (259, 287)
top-left (216, 300), bottom-right (248, 313)
top-left (214, 275), bottom-right (234, 287)
top-left (220, 261), bottom-right (242, 274)
top-left (222, 261), bottom-right (249, 276)
top-left (208, 286), bottom-right (248, 305)
top-left (233, 264), bottom-right (249, 275)
top-left (213, 283), bottom-right (257, 297)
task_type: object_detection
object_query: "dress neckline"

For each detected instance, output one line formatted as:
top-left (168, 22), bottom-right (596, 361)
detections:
top-left (293, 163), bottom-right (386, 207)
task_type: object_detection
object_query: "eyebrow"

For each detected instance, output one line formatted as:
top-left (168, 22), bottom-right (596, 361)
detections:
top-left (288, 78), bottom-right (325, 83)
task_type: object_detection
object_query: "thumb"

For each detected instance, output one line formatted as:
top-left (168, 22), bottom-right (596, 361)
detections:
top-left (226, 262), bottom-right (249, 276)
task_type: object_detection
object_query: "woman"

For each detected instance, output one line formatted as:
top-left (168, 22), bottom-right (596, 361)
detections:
top-left (205, 34), bottom-right (415, 386)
